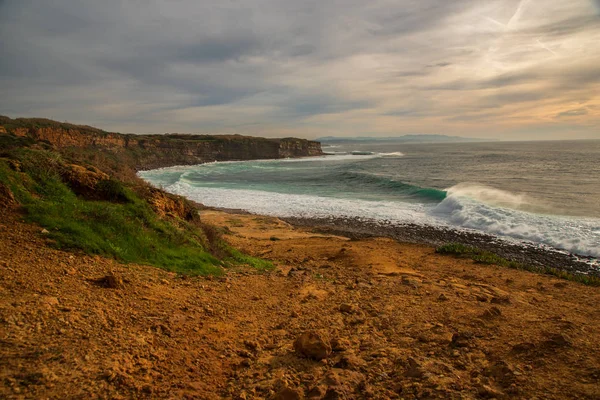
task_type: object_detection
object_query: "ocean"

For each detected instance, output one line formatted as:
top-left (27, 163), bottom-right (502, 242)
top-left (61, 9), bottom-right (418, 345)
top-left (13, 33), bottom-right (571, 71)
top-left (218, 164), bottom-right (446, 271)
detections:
top-left (139, 140), bottom-right (600, 259)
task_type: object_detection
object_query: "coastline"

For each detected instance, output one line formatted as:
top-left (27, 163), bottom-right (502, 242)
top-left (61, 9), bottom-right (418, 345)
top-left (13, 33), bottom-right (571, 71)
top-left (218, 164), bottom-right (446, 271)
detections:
top-left (280, 216), bottom-right (600, 277)
top-left (204, 205), bottom-right (599, 278)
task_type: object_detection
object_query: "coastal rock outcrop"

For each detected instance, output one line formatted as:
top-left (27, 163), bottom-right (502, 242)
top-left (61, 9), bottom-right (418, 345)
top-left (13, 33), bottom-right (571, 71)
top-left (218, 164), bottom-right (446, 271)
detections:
top-left (61, 164), bottom-right (110, 198)
top-left (147, 188), bottom-right (200, 221)
top-left (0, 116), bottom-right (323, 171)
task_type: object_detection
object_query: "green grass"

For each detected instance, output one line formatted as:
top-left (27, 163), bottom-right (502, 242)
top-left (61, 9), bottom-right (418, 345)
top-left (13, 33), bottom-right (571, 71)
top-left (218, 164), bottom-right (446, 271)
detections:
top-left (224, 247), bottom-right (273, 271)
top-left (436, 243), bottom-right (600, 287)
top-left (0, 147), bottom-right (271, 275)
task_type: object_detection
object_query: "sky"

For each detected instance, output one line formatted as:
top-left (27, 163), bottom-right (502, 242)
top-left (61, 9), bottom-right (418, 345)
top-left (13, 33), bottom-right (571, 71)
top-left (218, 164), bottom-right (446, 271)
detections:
top-left (1, 0), bottom-right (599, 140)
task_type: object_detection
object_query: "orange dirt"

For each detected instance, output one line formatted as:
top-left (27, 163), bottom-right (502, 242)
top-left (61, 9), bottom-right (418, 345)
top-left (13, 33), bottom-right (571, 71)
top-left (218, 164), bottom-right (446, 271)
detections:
top-left (1, 209), bottom-right (599, 399)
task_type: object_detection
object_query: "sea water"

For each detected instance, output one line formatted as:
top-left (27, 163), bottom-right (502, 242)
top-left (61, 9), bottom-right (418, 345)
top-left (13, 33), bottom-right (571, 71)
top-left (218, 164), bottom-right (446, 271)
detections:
top-left (139, 140), bottom-right (600, 259)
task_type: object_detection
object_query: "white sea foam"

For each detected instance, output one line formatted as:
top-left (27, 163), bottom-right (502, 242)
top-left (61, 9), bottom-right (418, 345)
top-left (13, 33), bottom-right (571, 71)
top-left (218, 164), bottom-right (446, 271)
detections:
top-left (445, 183), bottom-right (530, 210)
top-left (433, 184), bottom-right (600, 257)
top-left (379, 152), bottom-right (405, 157)
top-left (165, 182), bottom-right (435, 224)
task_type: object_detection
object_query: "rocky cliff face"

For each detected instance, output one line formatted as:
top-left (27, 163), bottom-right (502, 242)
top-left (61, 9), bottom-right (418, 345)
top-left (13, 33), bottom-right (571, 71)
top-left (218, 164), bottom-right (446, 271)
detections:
top-left (0, 117), bottom-right (323, 170)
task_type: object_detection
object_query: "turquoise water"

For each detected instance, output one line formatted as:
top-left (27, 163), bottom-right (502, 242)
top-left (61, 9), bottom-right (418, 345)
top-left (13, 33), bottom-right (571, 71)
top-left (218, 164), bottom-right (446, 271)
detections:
top-left (139, 140), bottom-right (600, 258)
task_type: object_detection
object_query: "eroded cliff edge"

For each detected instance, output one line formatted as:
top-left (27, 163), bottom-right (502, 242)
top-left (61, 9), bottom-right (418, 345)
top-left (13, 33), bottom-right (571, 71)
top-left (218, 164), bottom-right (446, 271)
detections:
top-left (0, 116), bottom-right (323, 170)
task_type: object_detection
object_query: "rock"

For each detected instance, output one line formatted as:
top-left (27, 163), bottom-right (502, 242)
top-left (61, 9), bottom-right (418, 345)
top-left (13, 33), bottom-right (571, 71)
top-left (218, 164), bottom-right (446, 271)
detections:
top-left (401, 276), bottom-right (420, 289)
top-left (451, 332), bottom-right (473, 348)
top-left (41, 228), bottom-right (50, 234)
top-left (322, 387), bottom-right (345, 400)
top-left (319, 369), bottom-right (365, 399)
top-left (294, 331), bottom-right (332, 360)
top-left (405, 357), bottom-right (425, 378)
top-left (238, 359), bottom-right (251, 368)
top-left (61, 164), bottom-right (110, 199)
top-left (478, 384), bottom-right (504, 398)
top-left (244, 340), bottom-right (261, 352)
top-left (331, 337), bottom-right (351, 352)
top-left (511, 342), bottom-right (536, 354)
top-left (0, 183), bottom-right (17, 209)
top-left (96, 273), bottom-right (123, 289)
top-left (334, 352), bottom-right (367, 370)
top-left (307, 385), bottom-right (327, 399)
top-left (148, 188), bottom-right (199, 221)
top-left (491, 295), bottom-right (511, 304)
top-left (541, 333), bottom-right (572, 348)
top-left (339, 303), bottom-right (356, 314)
top-left (270, 386), bottom-right (303, 400)
top-left (40, 296), bottom-right (59, 307)
top-left (485, 361), bottom-right (516, 388)
top-left (237, 349), bottom-right (252, 358)
top-left (482, 306), bottom-right (502, 319)
top-left (476, 294), bottom-right (489, 302)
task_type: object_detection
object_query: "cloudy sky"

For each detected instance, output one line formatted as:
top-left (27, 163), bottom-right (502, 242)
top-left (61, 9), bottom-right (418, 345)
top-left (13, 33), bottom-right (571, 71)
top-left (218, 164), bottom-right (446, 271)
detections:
top-left (1, 0), bottom-right (599, 139)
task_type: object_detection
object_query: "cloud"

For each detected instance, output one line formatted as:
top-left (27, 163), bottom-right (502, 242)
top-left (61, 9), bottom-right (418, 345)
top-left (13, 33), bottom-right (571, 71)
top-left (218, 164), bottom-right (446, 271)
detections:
top-left (556, 108), bottom-right (589, 118)
top-left (0, 0), bottom-right (599, 139)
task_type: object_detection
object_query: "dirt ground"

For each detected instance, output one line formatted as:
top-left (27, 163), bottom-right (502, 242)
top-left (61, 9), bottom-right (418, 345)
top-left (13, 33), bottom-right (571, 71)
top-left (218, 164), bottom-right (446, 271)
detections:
top-left (1, 209), bottom-right (599, 399)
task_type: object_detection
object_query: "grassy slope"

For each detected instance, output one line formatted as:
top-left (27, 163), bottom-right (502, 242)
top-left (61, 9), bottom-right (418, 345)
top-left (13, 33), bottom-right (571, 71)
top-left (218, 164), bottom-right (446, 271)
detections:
top-left (0, 137), bottom-right (271, 275)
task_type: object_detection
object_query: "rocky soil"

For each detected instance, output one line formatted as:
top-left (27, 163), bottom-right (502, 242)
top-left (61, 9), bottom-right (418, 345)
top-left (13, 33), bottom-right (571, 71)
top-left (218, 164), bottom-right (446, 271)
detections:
top-left (282, 217), bottom-right (600, 276)
top-left (1, 209), bottom-right (600, 399)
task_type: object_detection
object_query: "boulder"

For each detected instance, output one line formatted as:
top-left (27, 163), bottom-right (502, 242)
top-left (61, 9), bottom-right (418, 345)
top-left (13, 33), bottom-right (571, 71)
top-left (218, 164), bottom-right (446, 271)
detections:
top-left (294, 331), bottom-right (332, 360)
top-left (61, 164), bottom-right (110, 198)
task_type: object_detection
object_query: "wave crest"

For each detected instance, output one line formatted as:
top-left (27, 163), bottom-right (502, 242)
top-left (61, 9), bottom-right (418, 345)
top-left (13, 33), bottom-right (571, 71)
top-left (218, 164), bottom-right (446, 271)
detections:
top-left (445, 183), bottom-right (530, 210)
top-left (339, 171), bottom-right (446, 202)
top-left (433, 183), bottom-right (600, 257)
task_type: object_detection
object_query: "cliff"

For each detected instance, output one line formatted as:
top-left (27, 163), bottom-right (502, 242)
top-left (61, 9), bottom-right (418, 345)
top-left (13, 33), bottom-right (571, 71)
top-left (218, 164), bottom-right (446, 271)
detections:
top-left (0, 116), bottom-right (323, 170)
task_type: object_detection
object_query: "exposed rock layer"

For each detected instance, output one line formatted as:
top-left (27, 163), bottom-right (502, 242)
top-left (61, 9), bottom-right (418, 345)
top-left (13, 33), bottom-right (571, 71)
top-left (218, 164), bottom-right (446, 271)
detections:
top-left (0, 116), bottom-right (323, 170)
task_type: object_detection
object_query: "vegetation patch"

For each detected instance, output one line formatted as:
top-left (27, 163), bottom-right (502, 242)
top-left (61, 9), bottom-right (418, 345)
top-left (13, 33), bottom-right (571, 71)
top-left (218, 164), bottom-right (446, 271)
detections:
top-left (436, 243), bottom-right (600, 286)
top-left (0, 145), bottom-right (270, 275)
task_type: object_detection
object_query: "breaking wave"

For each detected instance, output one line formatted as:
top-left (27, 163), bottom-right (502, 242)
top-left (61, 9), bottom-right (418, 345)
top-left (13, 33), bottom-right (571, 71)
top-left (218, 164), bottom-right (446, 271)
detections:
top-left (433, 184), bottom-right (600, 257)
top-left (336, 171), bottom-right (446, 202)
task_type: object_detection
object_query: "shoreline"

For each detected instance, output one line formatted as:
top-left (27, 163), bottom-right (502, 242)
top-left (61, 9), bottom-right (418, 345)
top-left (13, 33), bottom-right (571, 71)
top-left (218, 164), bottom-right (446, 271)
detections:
top-left (283, 217), bottom-right (600, 277)
top-left (207, 208), bottom-right (600, 277)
